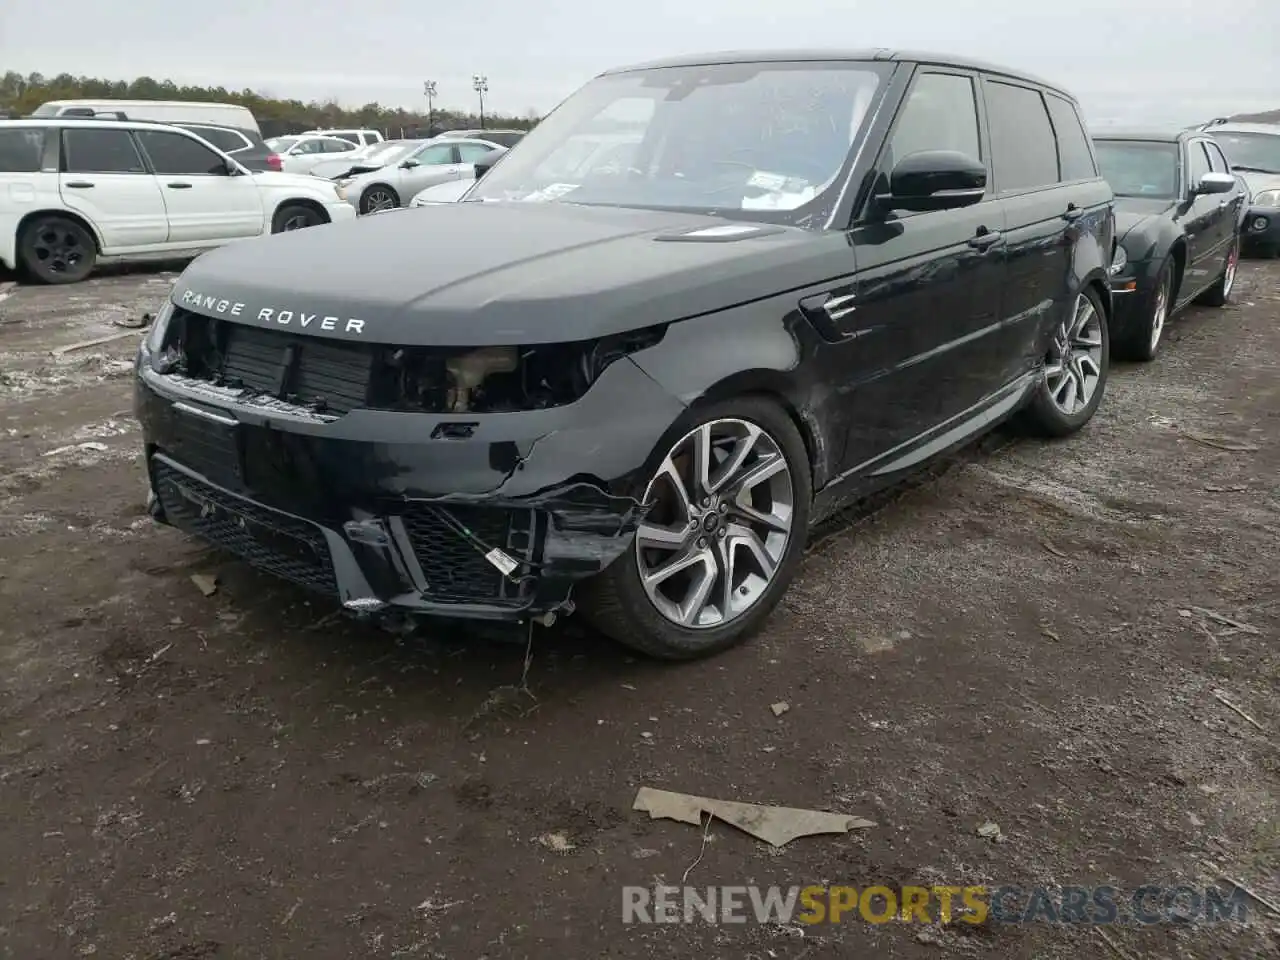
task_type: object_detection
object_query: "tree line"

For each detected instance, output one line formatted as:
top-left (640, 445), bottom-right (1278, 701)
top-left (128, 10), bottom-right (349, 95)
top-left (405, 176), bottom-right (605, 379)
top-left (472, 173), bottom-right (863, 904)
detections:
top-left (0, 71), bottom-right (539, 138)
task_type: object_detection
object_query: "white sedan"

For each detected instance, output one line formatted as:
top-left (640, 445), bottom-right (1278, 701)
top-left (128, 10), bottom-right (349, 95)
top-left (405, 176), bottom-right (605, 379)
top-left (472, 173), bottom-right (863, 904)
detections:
top-left (265, 134), bottom-right (361, 175)
top-left (0, 118), bottom-right (354, 284)
top-left (339, 138), bottom-right (506, 214)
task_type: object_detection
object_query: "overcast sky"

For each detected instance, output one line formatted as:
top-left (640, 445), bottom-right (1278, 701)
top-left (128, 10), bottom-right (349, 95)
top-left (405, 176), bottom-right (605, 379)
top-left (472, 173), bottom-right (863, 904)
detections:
top-left (3, 0), bottom-right (1278, 125)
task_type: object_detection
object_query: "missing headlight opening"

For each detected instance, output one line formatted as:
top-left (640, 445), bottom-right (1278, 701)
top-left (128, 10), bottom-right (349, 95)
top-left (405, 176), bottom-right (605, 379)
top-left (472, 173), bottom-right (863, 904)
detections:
top-left (155, 308), bottom-right (666, 415)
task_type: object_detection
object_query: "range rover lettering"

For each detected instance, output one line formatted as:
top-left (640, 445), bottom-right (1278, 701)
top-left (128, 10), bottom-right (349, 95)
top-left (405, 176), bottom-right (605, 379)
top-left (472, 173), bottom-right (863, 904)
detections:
top-left (135, 49), bottom-right (1115, 660)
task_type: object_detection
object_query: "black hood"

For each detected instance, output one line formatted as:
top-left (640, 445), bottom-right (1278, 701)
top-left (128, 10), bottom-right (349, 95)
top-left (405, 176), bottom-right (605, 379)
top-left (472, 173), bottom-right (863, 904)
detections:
top-left (171, 203), bottom-right (847, 346)
top-left (1113, 197), bottom-right (1174, 242)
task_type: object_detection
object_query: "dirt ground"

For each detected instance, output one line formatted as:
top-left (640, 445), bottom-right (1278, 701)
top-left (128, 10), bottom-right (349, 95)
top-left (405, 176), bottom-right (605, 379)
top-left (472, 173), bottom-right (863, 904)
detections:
top-left (0, 258), bottom-right (1277, 960)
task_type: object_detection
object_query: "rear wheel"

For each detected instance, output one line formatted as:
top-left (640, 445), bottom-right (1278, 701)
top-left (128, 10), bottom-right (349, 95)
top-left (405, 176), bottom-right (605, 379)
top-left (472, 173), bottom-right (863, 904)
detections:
top-left (1022, 286), bottom-right (1109, 438)
top-left (1196, 239), bottom-right (1238, 307)
top-left (1114, 258), bottom-right (1172, 362)
top-left (579, 396), bottom-right (811, 660)
top-left (360, 185), bottom-right (400, 214)
top-left (18, 215), bottom-right (96, 284)
top-left (271, 204), bottom-right (324, 233)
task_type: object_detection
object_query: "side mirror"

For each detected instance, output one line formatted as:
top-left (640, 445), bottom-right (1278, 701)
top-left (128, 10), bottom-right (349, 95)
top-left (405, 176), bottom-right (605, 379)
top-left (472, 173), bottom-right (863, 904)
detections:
top-left (877, 150), bottom-right (987, 213)
top-left (1193, 172), bottom-right (1235, 196)
top-left (401, 158), bottom-right (420, 169)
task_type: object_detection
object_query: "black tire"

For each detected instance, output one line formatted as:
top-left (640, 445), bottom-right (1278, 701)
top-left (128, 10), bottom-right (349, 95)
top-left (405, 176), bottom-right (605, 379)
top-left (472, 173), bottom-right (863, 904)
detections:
top-left (578, 395), bottom-right (812, 661)
top-left (1196, 238), bottom-right (1238, 307)
top-left (18, 215), bottom-right (96, 284)
top-left (271, 204), bottom-right (324, 233)
top-left (359, 184), bottom-right (400, 215)
top-left (1113, 257), bottom-right (1172, 362)
top-left (1022, 285), bottom-right (1110, 438)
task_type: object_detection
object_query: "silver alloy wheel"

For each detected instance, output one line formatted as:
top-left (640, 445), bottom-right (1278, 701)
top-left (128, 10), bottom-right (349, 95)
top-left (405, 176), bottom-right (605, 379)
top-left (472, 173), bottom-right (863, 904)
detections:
top-left (1223, 245), bottom-right (1238, 297)
top-left (1045, 293), bottom-right (1104, 415)
top-left (364, 189), bottom-right (397, 213)
top-left (635, 418), bottom-right (794, 629)
top-left (1149, 272), bottom-right (1170, 353)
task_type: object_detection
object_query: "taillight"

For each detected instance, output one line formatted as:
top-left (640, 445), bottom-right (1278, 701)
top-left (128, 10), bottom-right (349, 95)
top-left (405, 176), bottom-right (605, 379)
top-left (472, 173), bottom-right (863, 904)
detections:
top-left (266, 153), bottom-right (282, 171)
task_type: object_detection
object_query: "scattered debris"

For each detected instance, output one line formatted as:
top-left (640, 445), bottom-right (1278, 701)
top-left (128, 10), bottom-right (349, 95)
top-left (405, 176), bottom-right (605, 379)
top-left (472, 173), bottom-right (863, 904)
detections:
top-left (770, 702), bottom-right (790, 717)
top-left (281, 898), bottom-right (303, 926)
top-left (1201, 861), bottom-right (1280, 917)
top-left (1040, 540), bottom-right (1069, 558)
top-left (535, 831), bottom-right (576, 853)
top-left (195, 739), bottom-right (211, 746)
top-left (1181, 431), bottom-right (1260, 453)
top-left (1095, 927), bottom-right (1138, 960)
top-left (976, 822), bottom-right (1003, 841)
top-left (1203, 483), bottom-right (1248, 493)
top-left (1210, 689), bottom-right (1266, 732)
top-left (191, 574), bottom-right (218, 597)
top-left (112, 312), bottom-right (154, 329)
top-left (1191, 606), bottom-right (1261, 636)
top-left (50, 329), bottom-right (143, 357)
top-left (43, 441), bottom-right (109, 457)
top-left (632, 786), bottom-right (875, 848)
top-left (0, 281), bottom-right (16, 306)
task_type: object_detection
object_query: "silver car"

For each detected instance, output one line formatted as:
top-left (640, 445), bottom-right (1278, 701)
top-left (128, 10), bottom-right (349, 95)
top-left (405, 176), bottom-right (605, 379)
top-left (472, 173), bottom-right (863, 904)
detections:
top-left (341, 138), bottom-right (506, 214)
top-left (307, 139), bottom-right (424, 181)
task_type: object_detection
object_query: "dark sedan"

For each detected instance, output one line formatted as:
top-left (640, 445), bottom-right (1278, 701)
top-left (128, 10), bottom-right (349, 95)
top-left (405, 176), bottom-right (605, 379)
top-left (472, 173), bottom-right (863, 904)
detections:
top-left (1093, 130), bottom-right (1244, 361)
top-left (1204, 122), bottom-right (1280, 258)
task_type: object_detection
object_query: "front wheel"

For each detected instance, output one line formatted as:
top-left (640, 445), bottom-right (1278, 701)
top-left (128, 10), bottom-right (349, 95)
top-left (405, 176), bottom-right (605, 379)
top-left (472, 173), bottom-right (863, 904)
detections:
top-left (271, 204), bottom-right (324, 233)
top-left (1022, 286), bottom-right (1109, 438)
top-left (579, 396), bottom-right (812, 660)
top-left (359, 185), bottom-right (400, 214)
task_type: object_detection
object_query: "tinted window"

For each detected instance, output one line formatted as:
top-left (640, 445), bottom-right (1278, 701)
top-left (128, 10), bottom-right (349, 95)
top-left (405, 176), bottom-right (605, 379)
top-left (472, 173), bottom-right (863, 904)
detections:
top-left (414, 143), bottom-right (457, 165)
top-left (986, 81), bottom-right (1058, 191)
top-left (136, 130), bottom-right (227, 175)
top-left (322, 138), bottom-right (356, 153)
top-left (1202, 140), bottom-right (1230, 173)
top-left (888, 72), bottom-right (981, 167)
top-left (185, 126), bottom-right (248, 153)
top-left (0, 128), bottom-right (45, 173)
top-left (1094, 140), bottom-right (1178, 199)
top-left (1187, 141), bottom-right (1212, 189)
top-left (456, 142), bottom-right (498, 162)
top-left (1045, 94), bottom-right (1096, 180)
top-left (61, 129), bottom-right (146, 174)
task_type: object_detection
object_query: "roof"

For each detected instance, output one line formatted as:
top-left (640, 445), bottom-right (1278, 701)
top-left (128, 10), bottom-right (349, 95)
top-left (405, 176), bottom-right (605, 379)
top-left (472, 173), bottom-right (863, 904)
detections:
top-left (0, 116), bottom-right (225, 131)
top-left (1092, 129), bottom-right (1191, 143)
top-left (600, 48), bottom-right (1072, 100)
top-left (1208, 122), bottom-right (1280, 136)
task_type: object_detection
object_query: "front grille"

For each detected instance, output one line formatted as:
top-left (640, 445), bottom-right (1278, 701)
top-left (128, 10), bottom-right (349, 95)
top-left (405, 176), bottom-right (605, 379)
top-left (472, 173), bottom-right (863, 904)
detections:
top-left (152, 457), bottom-right (337, 596)
top-left (400, 505), bottom-right (538, 603)
top-left (171, 309), bottom-right (373, 416)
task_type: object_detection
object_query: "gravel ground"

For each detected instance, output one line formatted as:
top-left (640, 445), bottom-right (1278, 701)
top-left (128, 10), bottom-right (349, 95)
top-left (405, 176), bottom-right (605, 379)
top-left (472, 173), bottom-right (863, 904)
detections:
top-left (0, 260), bottom-right (1277, 960)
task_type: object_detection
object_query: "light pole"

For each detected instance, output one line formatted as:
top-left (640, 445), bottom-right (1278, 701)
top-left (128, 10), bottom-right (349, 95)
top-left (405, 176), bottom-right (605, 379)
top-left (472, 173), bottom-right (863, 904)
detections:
top-left (423, 80), bottom-right (436, 134)
top-left (472, 74), bottom-right (488, 129)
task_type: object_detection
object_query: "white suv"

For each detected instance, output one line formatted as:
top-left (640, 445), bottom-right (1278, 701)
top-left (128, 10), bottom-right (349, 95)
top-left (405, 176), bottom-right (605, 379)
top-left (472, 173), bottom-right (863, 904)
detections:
top-left (302, 128), bottom-right (384, 148)
top-left (0, 118), bottom-right (356, 284)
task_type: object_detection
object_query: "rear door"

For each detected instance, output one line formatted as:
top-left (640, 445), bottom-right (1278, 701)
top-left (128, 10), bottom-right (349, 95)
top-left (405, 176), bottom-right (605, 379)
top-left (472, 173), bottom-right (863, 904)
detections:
top-left (0, 127), bottom-right (59, 266)
top-left (134, 128), bottom-right (264, 243)
top-left (58, 127), bottom-right (167, 249)
top-left (982, 79), bottom-right (1082, 378)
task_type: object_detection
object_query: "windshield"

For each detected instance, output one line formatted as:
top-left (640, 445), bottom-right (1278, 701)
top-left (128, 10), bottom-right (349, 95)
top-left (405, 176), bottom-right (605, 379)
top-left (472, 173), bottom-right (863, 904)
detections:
top-left (1210, 131), bottom-right (1280, 174)
top-left (1094, 140), bottom-right (1179, 199)
top-left (467, 61), bottom-right (891, 227)
top-left (266, 136), bottom-right (298, 152)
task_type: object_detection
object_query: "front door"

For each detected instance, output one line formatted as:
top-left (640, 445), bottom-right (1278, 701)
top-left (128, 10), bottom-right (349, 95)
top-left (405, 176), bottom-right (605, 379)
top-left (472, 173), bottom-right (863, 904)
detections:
top-left (834, 68), bottom-right (1008, 475)
top-left (58, 127), bottom-right (168, 250)
top-left (1179, 139), bottom-right (1223, 292)
top-left (399, 142), bottom-right (465, 197)
top-left (134, 129), bottom-right (265, 243)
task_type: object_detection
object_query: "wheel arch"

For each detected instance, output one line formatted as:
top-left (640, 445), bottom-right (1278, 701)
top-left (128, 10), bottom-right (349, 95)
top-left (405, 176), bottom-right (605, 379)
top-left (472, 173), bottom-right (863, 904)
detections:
top-left (16, 209), bottom-right (104, 255)
top-left (359, 182), bottom-right (399, 208)
top-left (271, 198), bottom-right (331, 231)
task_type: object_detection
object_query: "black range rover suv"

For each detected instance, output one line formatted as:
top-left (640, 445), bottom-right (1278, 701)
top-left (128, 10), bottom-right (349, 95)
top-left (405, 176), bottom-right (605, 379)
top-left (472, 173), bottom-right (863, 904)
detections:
top-left (135, 49), bottom-right (1115, 660)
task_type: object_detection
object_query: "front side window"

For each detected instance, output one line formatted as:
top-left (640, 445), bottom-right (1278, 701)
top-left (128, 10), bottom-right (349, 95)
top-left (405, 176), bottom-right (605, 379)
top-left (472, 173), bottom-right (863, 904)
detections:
top-left (136, 130), bottom-right (227, 176)
top-left (1093, 140), bottom-right (1179, 199)
top-left (985, 80), bottom-right (1058, 192)
top-left (1202, 140), bottom-right (1230, 173)
top-left (1210, 132), bottom-right (1280, 174)
top-left (322, 138), bottom-right (356, 153)
top-left (0, 128), bottom-right (46, 173)
top-left (467, 60), bottom-right (891, 227)
top-left (413, 143), bottom-right (457, 165)
top-left (885, 72), bottom-right (981, 170)
top-left (61, 129), bottom-right (146, 174)
top-left (1186, 142), bottom-right (1212, 190)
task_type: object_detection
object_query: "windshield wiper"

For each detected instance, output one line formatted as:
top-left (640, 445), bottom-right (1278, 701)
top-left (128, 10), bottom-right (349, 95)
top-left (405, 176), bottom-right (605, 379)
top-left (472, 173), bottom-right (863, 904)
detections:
top-left (1230, 164), bottom-right (1279, 174)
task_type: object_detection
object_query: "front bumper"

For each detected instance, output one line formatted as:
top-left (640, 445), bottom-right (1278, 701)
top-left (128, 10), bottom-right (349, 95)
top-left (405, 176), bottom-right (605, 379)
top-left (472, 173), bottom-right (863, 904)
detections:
top-left (134, 346), bottom-right (683, 622)
top-left (1241, 205), bottom-right (1280, 250)
top-left (1107, 255), bottom-right (1162, 337)
top-left (325, 200), bottom-right (358, 223)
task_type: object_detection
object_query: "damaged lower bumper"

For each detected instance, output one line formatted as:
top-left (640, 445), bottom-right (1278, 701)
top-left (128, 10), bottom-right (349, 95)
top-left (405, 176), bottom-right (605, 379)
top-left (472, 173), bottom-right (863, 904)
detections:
top-left (134, 352), bottom-right (683, 622)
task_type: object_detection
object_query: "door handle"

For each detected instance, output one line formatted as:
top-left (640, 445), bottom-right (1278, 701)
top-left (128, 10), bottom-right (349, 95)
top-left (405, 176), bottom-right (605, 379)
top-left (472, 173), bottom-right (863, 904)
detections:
top-left (968, 229), bottom-right (1002, 251)
top-left (167, 182), bottom-right (193, 189)
top-left (65, 181), bottom-right (94, 189)
top-left (1062, 204), bottom-right (1083, 222)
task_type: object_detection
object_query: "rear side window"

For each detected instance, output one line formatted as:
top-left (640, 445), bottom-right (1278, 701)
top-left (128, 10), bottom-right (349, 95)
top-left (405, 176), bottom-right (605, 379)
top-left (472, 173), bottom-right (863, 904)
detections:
top-left (0, 128), bottom-right (45, 172)
top-left (887, 72), bottom-right (982, 167)
top-left (186, 126), bottom-right (249, 153)
top-left (456, 142), bottom-right (498, 162)
top-left (136, 130), bottom-right (227, 175)
top-left (985, 81), bottom-right (1058, 192)
top-left (61, 129), bottom-right (146, 174)
top-left (1045, 94), bottom-right (1097, 180)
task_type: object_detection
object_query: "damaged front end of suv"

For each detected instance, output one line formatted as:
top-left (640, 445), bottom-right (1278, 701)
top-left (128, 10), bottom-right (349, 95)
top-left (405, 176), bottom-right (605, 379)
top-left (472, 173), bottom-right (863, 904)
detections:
top-left (135, 291), bottom-right (682, 627)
